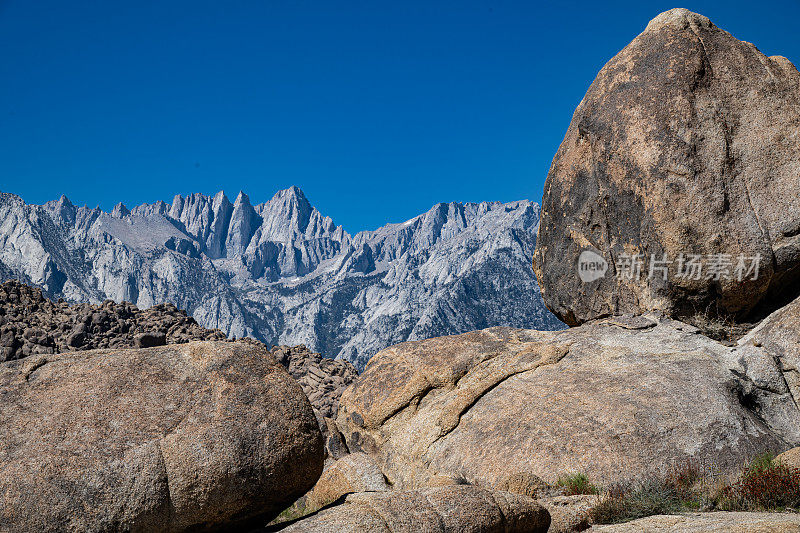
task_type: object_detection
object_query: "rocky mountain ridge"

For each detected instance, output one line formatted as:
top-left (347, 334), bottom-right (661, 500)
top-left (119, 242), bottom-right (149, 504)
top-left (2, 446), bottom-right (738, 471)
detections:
top-left (0, 187), bottom-right (563, 368)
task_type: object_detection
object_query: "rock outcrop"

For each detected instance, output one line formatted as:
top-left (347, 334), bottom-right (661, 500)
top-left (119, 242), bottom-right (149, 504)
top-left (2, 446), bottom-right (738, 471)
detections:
top-left (541, 494), bottom-right (599, 533)
top-left (589, 511), bottom-right (800, 532)
top-left (533, 9), bottom-right (800, 330)
top-left (334, 318), bottom-right (788, 489)
top-left (276, 486), bottom-right (551, 533)
top-left (0, 280), bottom-right (226, 362)
top-left (0, 188), bottom-right (563, 370)
top-left (0, 341), bottom-right (324, 532)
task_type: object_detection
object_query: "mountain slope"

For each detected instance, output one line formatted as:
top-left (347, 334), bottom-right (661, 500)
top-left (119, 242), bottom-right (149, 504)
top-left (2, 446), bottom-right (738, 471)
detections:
top-left (0, 188), bottom-right (563, 368)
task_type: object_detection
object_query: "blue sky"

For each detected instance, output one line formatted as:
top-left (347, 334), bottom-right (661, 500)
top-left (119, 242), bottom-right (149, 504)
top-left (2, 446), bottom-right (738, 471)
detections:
top-left (1, 1), bottom-right (799, 232)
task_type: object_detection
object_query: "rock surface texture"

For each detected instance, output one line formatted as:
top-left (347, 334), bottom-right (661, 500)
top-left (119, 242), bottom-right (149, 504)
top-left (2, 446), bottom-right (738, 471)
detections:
top-left (335, 318), bottom-right (790, 489)
top-left (589, 511), bottom-right (800, 532)
top-left (0, 187), bottom-right (562, 370)
top-left (533, 8), bottom-right (800, 329)
top-left (733, 292), bottom-right (800, 444)
top-left (0, 341), bottom-right (324, 532)
top-left (276, 486), bottom-right (551, 533)
top-left (540, 494), bottom-right (599, 533)
top-left (777, 446), bottom-right (800, 469)
top-left (304, 453), bottom-right (390, 512)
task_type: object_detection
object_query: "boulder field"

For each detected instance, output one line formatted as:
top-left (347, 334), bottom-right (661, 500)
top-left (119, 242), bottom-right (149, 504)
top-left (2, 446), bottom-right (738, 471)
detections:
top-left (283, 10), bottom-right (800, 531)
top-left (264, 8), bottom-right (800, 531)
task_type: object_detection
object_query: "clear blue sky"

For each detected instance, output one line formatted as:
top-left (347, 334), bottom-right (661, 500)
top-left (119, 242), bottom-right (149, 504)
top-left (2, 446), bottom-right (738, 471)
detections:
top-left (1, 1), bottom-right (798, 232)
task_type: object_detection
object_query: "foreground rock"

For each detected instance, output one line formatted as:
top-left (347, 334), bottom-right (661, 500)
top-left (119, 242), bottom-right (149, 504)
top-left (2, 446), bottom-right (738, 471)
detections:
top-left (305, 453), bottom-right (390, 512)
top-left (335, 318), bottom-right (786, 489)
top-left (541, 495), bottom-right (599, 533)
top-left (589, 511), bottom-right (800, 532)
top-left (777, 447), bottom-right (800, 469)
top-left (533, 8), bottom-right (800, 329)
top-left (732, 293), bottom-right (800, 444)
top-left (0, 341), bottom-right (324, 532)
top-left (277, 486), bottom-right (550, 533)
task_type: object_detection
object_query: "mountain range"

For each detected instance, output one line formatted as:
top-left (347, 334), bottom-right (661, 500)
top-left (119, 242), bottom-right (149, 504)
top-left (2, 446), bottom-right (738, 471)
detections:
top-left (0, 187), bottom-right (563, 368)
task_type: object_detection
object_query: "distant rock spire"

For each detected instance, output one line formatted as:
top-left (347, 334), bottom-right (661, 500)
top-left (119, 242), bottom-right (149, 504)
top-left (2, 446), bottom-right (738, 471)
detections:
top-left (226, 191), bottom-right (259, 255)
top-left (112, 202), bottom-right (130, 218)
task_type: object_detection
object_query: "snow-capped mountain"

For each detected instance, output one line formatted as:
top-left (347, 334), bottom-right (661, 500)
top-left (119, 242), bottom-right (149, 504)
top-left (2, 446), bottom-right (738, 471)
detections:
top-left (0, 187), bottom-right (563, 368)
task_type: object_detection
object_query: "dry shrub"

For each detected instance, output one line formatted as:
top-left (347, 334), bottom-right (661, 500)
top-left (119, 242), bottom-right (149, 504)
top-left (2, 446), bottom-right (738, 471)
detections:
top-left (716, 453), bottom-right (800, 511)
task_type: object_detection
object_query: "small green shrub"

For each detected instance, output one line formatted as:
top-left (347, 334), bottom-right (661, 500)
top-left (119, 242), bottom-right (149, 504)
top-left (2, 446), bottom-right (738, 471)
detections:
top-left (715, 453), bottom-right (800, 511)
top-left (557, 472), bottom-right (598, 495)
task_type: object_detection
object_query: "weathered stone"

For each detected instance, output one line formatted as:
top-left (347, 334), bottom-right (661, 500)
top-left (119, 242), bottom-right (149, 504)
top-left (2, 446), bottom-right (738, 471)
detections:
top-left (589, 511), bottom-right (800, 532)
top-left (732, 293), bottom-right (800, 443)
top-left (324, 418), bottom-right (350, 460)
top-left (776, 447), bottom-right (800, 470)
top-left (336, 320), bottom-right (786, 489)
top-left (497, 471), bottom-right (550, 499)
top-left (540, 494), bottom-right (599, 533)
top-left (533, 8), bottom-right (800, 329)
top-left (0, 341), bottom-right (324, 532)
top-left (278, 486), bottom-right (551, 533)
top-left (133, 331), bottom-right (166, 348)
top-left (305, 453), bottom-right (390, 512)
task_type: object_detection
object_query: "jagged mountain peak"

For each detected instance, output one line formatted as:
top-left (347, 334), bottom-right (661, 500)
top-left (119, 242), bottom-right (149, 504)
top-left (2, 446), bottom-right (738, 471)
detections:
top-left (233, 190), bottom-right (252, 206)
top-left (111, 202), bottom-right (130, 218)
top-left (0, 192), bottom-right (24, 206)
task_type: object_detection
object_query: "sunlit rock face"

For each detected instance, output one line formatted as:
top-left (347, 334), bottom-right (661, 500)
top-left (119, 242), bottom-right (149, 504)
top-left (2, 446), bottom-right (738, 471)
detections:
top-left (0, 187), bottom-right (562, 368)
top-left (534, 8), bottom-right (800, 329)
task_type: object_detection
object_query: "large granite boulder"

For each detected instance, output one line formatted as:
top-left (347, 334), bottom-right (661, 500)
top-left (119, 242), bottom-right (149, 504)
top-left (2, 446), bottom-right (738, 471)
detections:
top-left (277, 486), bottom-right (551, 533)
top-left (533, 8), bottom-right (800, 328)
top-left (0, 341), bottom-right (324, 532)
top-left (335, 320), bottom-right (787, 489)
